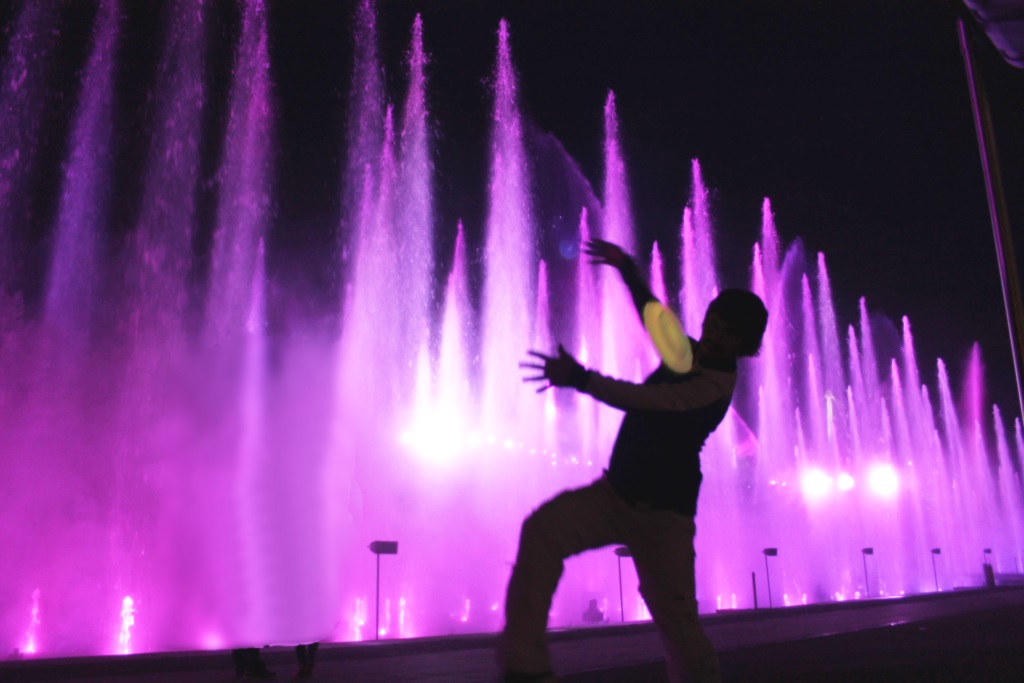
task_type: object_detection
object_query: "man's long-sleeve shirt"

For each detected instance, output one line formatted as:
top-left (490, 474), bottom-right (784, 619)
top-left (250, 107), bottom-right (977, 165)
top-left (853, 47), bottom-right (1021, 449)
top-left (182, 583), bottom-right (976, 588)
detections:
top-left (581, 358), bottom-right (735, 516)
top-left (578, 257), bottom-right (735, 517)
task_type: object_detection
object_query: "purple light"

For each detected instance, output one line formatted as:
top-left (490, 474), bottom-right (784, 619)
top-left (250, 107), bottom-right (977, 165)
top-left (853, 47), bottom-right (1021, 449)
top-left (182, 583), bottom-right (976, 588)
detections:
top-left (117, 597), bottom-right (135, 655)
top-left (200, 632), bottom-right (224, 651)
top-left (399, 410), bottom-right (468, 465)
top-left (868, 464), bottom-right (900, 497)
top-left (21, 589), bottom-right (40, 656)
top-left (800, 468), bottom-right (833, 501)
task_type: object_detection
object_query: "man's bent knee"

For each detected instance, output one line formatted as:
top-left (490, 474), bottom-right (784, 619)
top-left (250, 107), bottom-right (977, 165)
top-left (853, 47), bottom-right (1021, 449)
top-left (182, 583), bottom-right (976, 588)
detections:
top-left (519, 509), bottom-right (556, 553)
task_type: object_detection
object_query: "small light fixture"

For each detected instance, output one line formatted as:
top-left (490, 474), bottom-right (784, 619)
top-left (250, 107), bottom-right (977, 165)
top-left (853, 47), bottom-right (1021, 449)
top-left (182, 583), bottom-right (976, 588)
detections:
top-left (614, 547), bottom-right (632, 622)
top-left (762, 548), bottom-right (778, 608)
top-left (369, 541), bottom-right (399, 640)
top-left (861, 548), bottom-right (875, 598)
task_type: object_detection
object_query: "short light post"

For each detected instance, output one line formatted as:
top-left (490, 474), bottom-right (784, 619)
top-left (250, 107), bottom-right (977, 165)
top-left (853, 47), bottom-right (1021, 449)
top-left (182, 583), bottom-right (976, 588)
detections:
top-left (369, 541), bottom-right (399, 640)
top-left (930, 548), bottom-right (941, 592)
top-left (861, 548), bottom-right (874, 598)
top-left (763, 548), bottom-right (778, 608)
top-left (983, 548), bottom-right (996, 588)
top-left (614, 547), bottom-right (632, 622)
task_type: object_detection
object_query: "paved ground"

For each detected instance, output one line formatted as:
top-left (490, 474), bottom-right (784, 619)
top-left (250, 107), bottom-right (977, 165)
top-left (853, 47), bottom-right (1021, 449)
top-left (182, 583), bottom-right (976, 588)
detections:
top-left (3, 587), bottom-right (1023, 682)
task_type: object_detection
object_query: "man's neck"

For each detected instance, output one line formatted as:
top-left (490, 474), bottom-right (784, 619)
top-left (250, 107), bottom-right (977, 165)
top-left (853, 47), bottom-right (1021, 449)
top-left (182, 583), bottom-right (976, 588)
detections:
top-left (696, 353), bottom-right (738, 373)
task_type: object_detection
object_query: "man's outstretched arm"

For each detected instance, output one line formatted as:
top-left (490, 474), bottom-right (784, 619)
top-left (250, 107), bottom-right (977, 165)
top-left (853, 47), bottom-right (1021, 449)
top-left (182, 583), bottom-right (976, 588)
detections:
top-left (521, 345), bottom-right (733, 413)
top-left (584, 238), bottom-right (693, 374)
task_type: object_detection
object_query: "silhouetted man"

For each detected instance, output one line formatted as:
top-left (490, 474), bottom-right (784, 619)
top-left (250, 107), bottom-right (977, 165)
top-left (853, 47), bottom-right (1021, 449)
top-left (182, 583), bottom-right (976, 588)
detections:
top-left (498, 239), bottom-right (768, 683)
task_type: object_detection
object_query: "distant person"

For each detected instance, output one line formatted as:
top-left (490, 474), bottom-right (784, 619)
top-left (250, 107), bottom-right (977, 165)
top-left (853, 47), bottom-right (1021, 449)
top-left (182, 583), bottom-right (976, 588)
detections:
top-left (497, 238), bottom-right (768, 683)
top-left (232, 641), bottom-right (318, 679)
top-left (295, 642), bottom-right (319, 679)
top-left (581, 598), bottom-right (605, 625)
top-left (232, 647), bottom-right (274, 679)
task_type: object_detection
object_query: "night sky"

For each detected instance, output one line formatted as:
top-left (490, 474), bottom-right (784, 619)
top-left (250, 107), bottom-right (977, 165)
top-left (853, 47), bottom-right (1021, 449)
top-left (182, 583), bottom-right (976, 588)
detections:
top-left (4, 0), bottom-right (1024, 421)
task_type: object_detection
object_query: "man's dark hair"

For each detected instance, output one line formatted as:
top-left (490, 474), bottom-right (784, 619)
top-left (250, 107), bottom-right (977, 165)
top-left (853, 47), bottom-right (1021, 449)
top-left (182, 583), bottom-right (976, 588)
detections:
top-left (709, 289), bottom-right (768, 357)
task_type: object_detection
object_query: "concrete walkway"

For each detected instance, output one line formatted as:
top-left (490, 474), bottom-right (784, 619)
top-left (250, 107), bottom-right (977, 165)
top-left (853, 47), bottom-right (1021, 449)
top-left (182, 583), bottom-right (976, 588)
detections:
top-left (3, 587), bottom-right (1023, 682)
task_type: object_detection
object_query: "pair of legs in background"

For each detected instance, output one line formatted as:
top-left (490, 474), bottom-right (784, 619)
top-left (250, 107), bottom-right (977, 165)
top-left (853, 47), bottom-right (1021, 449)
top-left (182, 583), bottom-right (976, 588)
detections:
top-left (231, 642), bottom-right (318, 679)
top-left (498, 476), bottom-right (721, 683)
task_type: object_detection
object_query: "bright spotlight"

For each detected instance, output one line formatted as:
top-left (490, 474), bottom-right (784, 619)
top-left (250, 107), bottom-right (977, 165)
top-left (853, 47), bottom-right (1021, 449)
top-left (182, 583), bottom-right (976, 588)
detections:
top-left (868, 464), bottom-right (899, 497)
top-left (800, 468), bottom-right (832, 500)
top-left (836, 472), bottom-right (855, 491)
top-left (400, 409), bottom-right (464, 464)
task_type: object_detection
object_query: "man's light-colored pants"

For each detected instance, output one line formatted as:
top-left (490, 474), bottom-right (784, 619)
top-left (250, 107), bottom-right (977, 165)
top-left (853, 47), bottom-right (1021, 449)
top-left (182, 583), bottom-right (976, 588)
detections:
top-left (497, 476), bottom-right (721, 683)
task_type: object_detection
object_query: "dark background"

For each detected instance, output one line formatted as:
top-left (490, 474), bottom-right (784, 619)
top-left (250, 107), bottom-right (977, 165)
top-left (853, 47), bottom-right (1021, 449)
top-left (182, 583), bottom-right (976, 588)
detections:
top-left (4, 0), bottom-right (1023, 423)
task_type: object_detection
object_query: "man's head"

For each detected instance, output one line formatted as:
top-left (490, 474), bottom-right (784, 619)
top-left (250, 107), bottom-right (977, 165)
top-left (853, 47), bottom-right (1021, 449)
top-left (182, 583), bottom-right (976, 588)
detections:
top-left (699, 289), bottom-right (768, 361)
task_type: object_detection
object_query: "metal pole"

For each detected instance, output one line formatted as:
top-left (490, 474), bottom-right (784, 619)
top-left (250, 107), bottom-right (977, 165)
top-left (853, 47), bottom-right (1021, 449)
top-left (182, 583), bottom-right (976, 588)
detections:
top-left (375, 554), bottom-right (381, 641)
top-left (617, 556), bottom-right (625, 623)
top-left (932, 553), bottom-right (939, 592)
top-left (862, 553), bottom-right (870, 598)
top-left (764, 555), bottom-right (773, 608)
top-left (958, 17), bottom-right (1024, 420)
top-left (751, 571), bottom-right (758, 609)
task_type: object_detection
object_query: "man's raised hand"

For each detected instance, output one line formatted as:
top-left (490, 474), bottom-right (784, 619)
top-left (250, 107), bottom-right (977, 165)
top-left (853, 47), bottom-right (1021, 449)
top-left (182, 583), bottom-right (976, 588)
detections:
top-left (584, 238), bottom-right (629, 269)
top-left (520, 344), bottom-right (586, 392)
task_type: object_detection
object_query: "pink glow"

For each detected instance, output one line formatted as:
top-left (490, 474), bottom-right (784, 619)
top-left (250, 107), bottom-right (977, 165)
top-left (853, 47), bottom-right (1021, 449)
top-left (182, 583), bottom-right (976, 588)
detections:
top-left (397, 12), bottom-right (433, 364)
top-left (868, 465), bottom-right (899, 497)
top-left (801, 468), bottom-right (833, 501)
top-left (399, 597), bottom-right (410, 638)
top-left (118, 597), bottom-right (135, 655)
top-left (649, 241), bottom-right (667, 303)
top-left (681, 160), bottom-right (718, 332)
top-left (1, 5), bottom-right (1023, 659)
top-left (200, 631), bottom-right (225, 651)
top-left (601, 91), bottom-right (650, 387)
top-left (352, 597), bottom-right (368, 642)
top-left (21, 589), bottom-right (40, 655)
top-left (602, 91), bottom-right (633, 252)
top-left (816, 254), bottom-right (844, 419)
top-left (481, 18), bottom-right (534, 428)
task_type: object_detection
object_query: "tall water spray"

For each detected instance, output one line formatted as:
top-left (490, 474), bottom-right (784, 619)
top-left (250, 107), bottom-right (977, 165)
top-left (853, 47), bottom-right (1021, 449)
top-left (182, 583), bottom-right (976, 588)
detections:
top-left (0, 2), bottom-right (63, 294)
top-left (481, 20), bottom-right (535, 429)
top-left (43, 0), bottom-right (118, 338)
